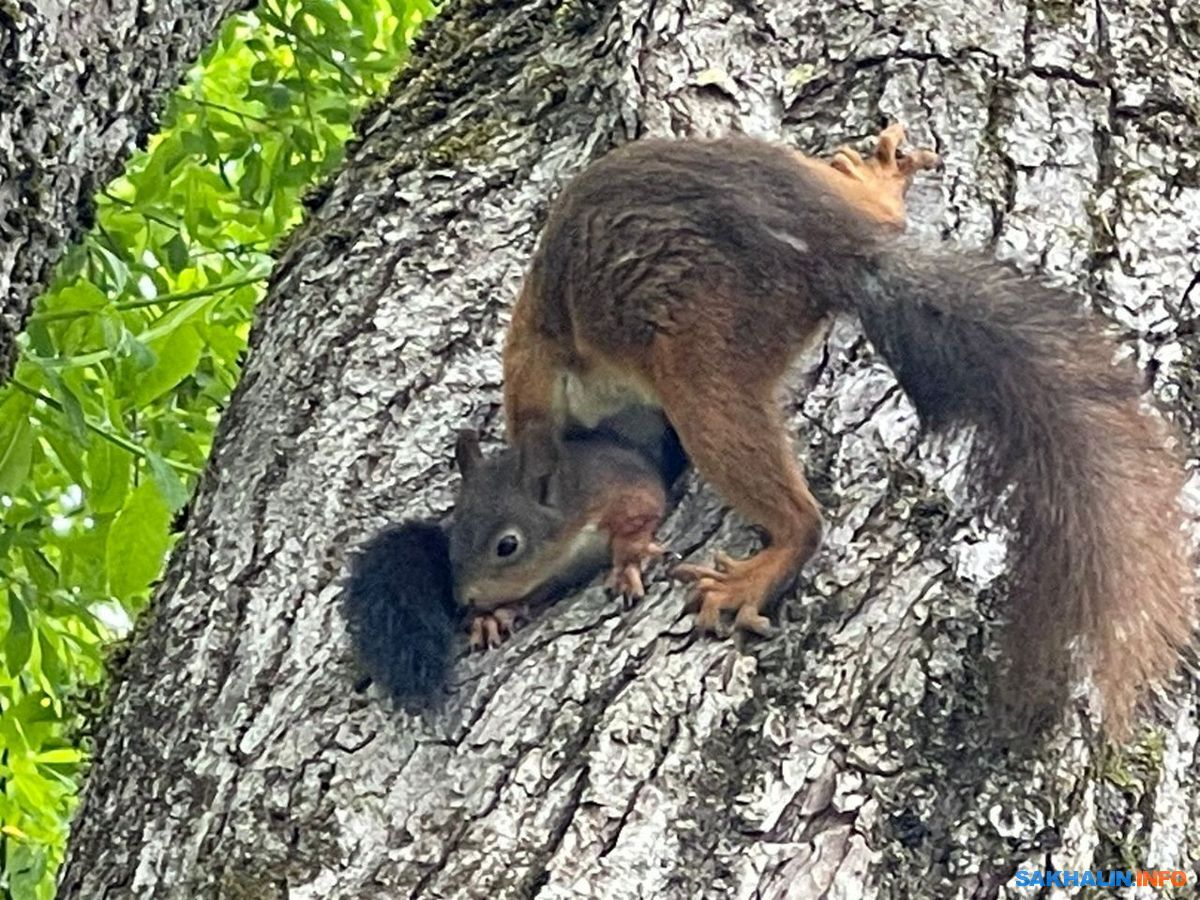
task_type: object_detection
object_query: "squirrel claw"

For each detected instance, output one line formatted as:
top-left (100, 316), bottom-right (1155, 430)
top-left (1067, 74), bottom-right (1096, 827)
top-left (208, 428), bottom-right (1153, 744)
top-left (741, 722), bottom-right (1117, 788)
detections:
top-left (607, 536), bottom-right (668, 608)
top-left (606, 563), bottom-right (646, 606)
top-left (674, 552), bottom-right (781, 639)
top-left (734, 605), bottom-right (778, 638)
top-left (874, 122), bottom-right (940, 177)
top-left (467, 606), bottom-right (520, 652)
top-left (829, 146), bottom-right (865, 177)
top-left (875, 122), bottom-right (940, 173)
top-left (897, 147), bottom-right (941, 176)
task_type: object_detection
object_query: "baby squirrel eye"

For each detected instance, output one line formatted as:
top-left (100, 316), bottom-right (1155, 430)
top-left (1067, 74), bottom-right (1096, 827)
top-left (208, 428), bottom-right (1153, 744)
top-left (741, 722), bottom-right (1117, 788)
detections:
top-left (495, 533), bottom-right (521, 558)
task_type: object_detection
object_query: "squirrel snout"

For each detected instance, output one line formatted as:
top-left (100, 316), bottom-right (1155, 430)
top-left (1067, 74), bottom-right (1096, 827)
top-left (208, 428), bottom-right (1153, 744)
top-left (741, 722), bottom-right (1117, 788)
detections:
top-left (455, 578), bottom-right (499, 610)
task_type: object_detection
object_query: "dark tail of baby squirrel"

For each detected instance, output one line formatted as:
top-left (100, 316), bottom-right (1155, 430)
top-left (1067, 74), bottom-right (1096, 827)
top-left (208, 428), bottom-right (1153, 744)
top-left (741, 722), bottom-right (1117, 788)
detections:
top-left (343, 521), bottom-right (457, 707)
top-left (846, 248), bottom-right (1194, 732)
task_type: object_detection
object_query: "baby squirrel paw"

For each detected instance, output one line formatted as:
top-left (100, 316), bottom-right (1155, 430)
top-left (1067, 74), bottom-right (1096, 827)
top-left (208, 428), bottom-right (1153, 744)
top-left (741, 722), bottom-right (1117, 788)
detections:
top-left (606, 537), bottom-right (667, 609)
top-left (467, 606), bottom-right (522, 651)
top-left (674, 550), bottom-right (783, 639)
top-left (829, 122), bottom-right (940, 207)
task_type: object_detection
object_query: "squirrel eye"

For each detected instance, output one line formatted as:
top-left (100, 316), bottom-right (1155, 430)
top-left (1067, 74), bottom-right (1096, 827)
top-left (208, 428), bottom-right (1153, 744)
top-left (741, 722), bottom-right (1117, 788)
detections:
top-left (495, 533), bottom-right (521, 558)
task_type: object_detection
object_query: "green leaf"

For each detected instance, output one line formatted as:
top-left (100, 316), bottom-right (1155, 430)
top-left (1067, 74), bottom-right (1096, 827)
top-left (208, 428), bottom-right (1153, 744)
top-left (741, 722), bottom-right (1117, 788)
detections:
top-left (38, 630), bottom-right (67, 687)
top-left (240, 153), bottom-right (263, 203)
top-left (56, 243), bottom-right (90, 283)
top-left (22, 549), bottom-right (57, 594)
top-left (99, 311), bottom-right (124, 352)
top-left (6, 842), bottom-right (48, 900)
top-left (250, 59), bottom-right (276, 82)
top-left (46, 373), bottom-right (90, 444)
top-left (6, 590), bottom-right (33, 675)
top-left (53, 279), bottom-right (109, 315)
top-left (106, 482), bottom-right (172, 599)
top-left (24, 316), bottom-right (55, 357)
top-left (93, 244), bottom-right (130, 295)
top-left (133, 324), bottom-right (204, 407)
top-left (321, 104), bottom-right (351, 124)
top-left (87, 439), bottom-right (132, 514)
top-left (0, 393), bottom-right (35, 494)
top-left (291, 126), bottom-right (316, 156)
top-left (40, 428), bottom-right (87, 485)
top-left (164, 233), bottom-right (190, 274)
top-left (57, 517), bottom-right (110, 598)
top-left (307, 3), bottom-right (349, 35)
top-left (146, 451), bottom-right (190, 513)
top-left (119, 331), bottom-right (157, 371)
top-left (32, 747), bottom-right (83, 766)
top-left (264, 85), bottom-right (291, 111)
top-left (180, 130), bottom-right (209, 157)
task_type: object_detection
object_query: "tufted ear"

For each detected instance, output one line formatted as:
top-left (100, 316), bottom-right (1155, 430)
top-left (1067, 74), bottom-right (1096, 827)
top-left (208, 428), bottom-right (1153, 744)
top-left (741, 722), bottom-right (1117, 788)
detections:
top-left (515, 425), bottom-right (563, 509)
top-left (454, 430), bottom-right (483, 480)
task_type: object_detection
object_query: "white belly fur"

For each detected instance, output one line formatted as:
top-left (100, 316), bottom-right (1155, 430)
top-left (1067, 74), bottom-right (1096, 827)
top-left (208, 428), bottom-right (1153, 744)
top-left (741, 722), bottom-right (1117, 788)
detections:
top-left (545, 522), bottom-right (611, 592)
top-left (557, 367), bottom-right (660, 429)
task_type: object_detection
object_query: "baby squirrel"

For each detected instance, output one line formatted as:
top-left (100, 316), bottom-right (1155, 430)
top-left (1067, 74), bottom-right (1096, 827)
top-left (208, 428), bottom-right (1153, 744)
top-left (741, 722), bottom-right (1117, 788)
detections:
top-left (499, 123), bottom-right (1195, 733)
top-left (451, 406), bottom-right (683, 648)
top-left (343, 408), bottom-right (682, 706)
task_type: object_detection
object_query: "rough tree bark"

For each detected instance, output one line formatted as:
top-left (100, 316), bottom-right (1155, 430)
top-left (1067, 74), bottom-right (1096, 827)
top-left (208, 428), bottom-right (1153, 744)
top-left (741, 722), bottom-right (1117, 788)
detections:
top-left (62, 0), bottom-right (1200, 896)
top-left (0, 0), bottom-right (248, 379)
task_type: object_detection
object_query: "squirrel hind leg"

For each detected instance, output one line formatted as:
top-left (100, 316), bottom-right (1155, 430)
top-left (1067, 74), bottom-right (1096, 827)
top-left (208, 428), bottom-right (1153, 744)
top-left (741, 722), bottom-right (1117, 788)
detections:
top-left (503, 312), bottom-right (574, 440)
top-left (813, 122), bottom-right (940, 228)
top-left (649, 341), bottom-right (824, 635)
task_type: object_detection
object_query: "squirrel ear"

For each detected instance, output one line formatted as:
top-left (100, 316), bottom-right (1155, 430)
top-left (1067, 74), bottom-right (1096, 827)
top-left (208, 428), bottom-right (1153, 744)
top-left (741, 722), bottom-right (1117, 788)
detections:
top-left (516, 426), bottom-right (563, 508)
top-left (454, 430), bottom-right (483, 479)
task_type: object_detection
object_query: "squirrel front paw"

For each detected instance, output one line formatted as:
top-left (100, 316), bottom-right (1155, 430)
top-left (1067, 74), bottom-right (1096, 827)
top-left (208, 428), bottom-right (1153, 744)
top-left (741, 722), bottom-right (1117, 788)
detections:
top-left (467, 606), bottom-right (523, 651)
top-left (606, 535), bottom-right (667, 608)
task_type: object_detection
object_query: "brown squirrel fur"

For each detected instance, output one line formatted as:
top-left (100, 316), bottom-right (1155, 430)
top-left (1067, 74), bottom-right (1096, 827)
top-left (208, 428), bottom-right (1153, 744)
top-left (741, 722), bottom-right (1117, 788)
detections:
top-left (501, 124), bottom-right (1196, 734)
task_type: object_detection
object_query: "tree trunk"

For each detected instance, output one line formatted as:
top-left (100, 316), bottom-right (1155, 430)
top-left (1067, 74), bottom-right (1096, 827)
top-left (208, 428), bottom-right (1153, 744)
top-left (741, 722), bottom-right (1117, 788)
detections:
top-left (61, 0), bottom-right (1200, 896)
top-left (0, 0), bottom-right (247, 379)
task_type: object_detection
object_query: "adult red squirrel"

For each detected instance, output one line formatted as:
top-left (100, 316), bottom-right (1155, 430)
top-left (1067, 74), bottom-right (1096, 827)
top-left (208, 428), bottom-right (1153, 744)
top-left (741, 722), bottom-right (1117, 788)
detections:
top-left (494, 123), bottom-right (1195, 734)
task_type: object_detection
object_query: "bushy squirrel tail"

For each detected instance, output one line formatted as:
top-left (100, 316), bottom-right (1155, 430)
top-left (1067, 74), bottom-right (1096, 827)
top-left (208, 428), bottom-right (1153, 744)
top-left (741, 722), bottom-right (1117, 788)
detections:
top-left (343, 521), bottom-right (458, 707)
top-left (840, 248), bottom-right (1195, 733)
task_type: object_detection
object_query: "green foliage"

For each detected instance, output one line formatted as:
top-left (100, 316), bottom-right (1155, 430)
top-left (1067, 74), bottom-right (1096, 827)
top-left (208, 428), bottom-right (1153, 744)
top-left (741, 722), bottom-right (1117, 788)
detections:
top-left (0, 1), bottom-right (432, 895)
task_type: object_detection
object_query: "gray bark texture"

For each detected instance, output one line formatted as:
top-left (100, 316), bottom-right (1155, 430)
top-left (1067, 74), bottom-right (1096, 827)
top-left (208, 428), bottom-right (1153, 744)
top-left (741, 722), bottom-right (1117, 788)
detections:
top-left (61, 0), bottom-right (1200, 897)
top-left (0, 0), bottom-right (248, 379)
